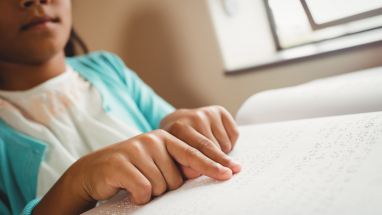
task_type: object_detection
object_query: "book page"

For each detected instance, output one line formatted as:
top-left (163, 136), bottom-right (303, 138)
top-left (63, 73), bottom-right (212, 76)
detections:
top-left (84, 111), bottom-right (382, 215)
top-left (236, 66), bottom-right (382, 125)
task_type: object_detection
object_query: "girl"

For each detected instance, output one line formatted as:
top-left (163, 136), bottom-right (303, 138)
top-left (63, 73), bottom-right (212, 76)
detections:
top-left (0, 0), bottom-right (241, 214)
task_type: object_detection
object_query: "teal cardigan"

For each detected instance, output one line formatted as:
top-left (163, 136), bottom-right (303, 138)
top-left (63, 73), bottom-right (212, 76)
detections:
top-left (0, 51), bottom-right (175, 215)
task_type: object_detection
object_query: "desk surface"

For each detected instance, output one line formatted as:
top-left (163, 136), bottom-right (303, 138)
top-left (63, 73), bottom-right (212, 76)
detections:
top-left (84, 111), bottom-right (382, 215)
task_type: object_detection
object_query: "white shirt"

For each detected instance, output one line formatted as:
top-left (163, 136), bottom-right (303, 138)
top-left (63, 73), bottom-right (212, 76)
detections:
top-left (0, 66), bottom-right (142, 197)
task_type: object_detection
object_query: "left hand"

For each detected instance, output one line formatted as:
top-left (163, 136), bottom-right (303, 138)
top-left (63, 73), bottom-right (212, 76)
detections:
top-left (160, 106), bottom-right (241, 179)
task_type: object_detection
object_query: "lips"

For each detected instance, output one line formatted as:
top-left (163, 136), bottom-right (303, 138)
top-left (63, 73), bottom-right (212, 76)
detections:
top-left (21, 16), bottom-right (60, 31)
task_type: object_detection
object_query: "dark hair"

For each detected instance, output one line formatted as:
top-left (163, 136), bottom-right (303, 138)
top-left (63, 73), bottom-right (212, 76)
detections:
top-left (64, 28), bottom-right (89, 57)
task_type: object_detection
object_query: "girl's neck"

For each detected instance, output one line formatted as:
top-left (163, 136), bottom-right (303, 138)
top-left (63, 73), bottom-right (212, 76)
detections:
top-left (0, 52), bottom-right (67, 91)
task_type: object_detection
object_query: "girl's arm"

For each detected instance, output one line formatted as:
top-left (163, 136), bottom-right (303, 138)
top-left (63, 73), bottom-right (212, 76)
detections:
top-left (33, 129), bottom-right (238, 215)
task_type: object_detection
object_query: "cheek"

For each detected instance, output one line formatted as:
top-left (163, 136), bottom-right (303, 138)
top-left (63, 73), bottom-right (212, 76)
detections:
top-left (56, 0), bottom-right (72, 25)
top-left (0, 21), bottom-right (21, 56)
top-left (0, 3), bottom-right (21, 42)
top-left (56, 0), bottom-right (72, 41)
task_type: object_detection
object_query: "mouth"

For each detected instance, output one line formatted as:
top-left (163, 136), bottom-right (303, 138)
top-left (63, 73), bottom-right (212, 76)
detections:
top-left (20, 16), bottom-right (60, 31)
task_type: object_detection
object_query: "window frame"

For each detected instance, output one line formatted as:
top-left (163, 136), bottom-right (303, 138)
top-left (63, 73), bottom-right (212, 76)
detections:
top-left (300, 0), bottom-right (382, 30)
top-left (264, 0), bottom-right (382, 50)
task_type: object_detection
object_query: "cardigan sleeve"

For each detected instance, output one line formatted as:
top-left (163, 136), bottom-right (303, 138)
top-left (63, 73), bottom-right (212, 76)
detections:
top-left (21, 199), bottom-right (40, 215)
top-left (102, 52), bottom-right (176, 129)
top-left (0, 199), bottom-right (11, 215)
top-left (0, 195), bottom-right (40, 215)
top-left (126, 70), bottom-right (176, 129)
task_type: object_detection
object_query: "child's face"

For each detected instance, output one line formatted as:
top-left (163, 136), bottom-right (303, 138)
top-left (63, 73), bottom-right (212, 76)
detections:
top-left (0, 0), bottom-right (72, 65)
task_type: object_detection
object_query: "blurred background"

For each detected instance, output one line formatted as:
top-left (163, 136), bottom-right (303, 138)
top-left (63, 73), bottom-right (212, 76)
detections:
top-left (72, 0), bottom-right (382, 114)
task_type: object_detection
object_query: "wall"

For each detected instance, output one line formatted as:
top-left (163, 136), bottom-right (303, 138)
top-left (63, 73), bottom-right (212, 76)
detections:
top-left (72, 0), bottom-right (382, 115)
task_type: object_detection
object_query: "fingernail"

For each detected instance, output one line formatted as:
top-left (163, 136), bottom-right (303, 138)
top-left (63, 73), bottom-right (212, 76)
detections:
top-left (229, 160), bottom-right (242, 174)
top-left (219, 166), bottom-right (233, 180)
top-left (223, 145), bottom-right (232, 153)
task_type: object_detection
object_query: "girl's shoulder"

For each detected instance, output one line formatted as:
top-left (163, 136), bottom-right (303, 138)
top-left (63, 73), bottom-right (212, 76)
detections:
top-left (66, 51), bottom-right (127, 73)
top-left (65, 51), bottom-right (135, 87)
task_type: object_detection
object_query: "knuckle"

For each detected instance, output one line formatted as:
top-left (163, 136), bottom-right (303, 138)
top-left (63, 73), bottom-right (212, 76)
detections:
top-left (169, 176), bottom-right (184, 190)
top-left (140, 133), bottom-right (158, 143)
top-left (141, 181), bottom-right (153, 193)
top-left (185, 147), bottom-right (200, 159)
top-left (135, 181), bottom-right (152, 203)
top-left (134, 195), bottom-right (150, 205)
top-left (126, 141), bottom-right (143, 154)
top-left (152, 129), bottom-right (167, 137)
top-left (220, 142), bottom-right (232, 153)
top-left (107, 152), bottom-right (127, 166)
top-left (202, 107), bottom-right (215, 118)
top-left (203, 105), bottom-right (220, 114)
top-left (152, 182), bottom-right (167, 196)
top-left (210, 162), bottom-right (223, 173)
top-left (220, 155), bottom-right (232, 167)
top-left (192, 110), bottom-right (206, 122)
top-left (168, 121), bottom-right (185, 134)
top-left (214, 105), bottom-right (226, 112)
top-left (197, 138), bottom-right (214, 151)
top-left (139, 132), bottom-right (164, 149)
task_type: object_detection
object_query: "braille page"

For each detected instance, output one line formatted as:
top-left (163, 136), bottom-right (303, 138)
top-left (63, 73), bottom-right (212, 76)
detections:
top-left (83, 111), bottom-right (382, 215)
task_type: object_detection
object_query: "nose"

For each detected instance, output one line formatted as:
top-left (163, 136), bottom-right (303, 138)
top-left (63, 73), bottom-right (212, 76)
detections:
top-left (19, 0), bottom-right (50, 9)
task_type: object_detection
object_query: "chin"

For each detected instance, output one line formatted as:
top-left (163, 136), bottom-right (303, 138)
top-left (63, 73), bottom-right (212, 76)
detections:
top-left (20, 43), bottom-right (65, 65)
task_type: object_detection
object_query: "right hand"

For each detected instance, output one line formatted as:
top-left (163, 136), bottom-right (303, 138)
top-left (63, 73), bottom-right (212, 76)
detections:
top-left (34, 129), bottom-right (239, 214)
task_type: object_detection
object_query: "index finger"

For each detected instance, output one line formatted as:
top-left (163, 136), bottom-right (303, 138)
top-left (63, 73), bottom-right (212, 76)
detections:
top-left (164, 134), bottom-right (233, 181)
top-left (176, 125), bottom-right (241, 174)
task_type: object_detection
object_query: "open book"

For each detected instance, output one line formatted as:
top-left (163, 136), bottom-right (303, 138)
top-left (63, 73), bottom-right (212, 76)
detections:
top-left (84, 67), bottom-right (382, 215)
